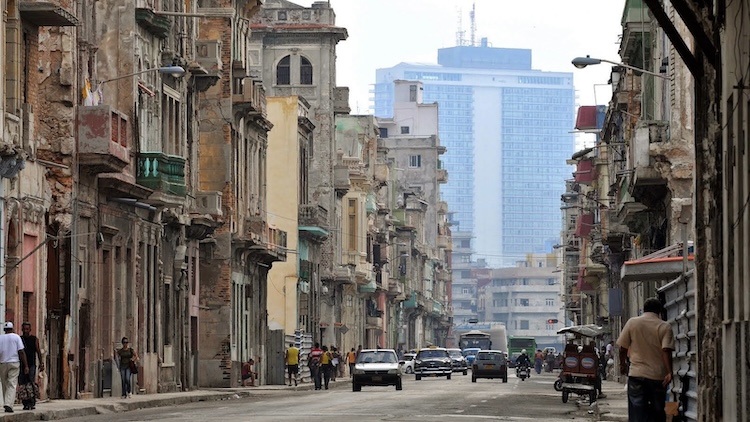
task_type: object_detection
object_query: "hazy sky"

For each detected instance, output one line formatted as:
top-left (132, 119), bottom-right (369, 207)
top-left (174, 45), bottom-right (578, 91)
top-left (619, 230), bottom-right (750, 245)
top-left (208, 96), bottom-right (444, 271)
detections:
top-left (293, 0), bottom-right (624, 117)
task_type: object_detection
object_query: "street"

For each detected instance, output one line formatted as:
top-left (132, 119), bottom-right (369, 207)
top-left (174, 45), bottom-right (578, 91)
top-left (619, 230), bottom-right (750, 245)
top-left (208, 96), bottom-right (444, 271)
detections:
top-left (67, 372), bottom-right (595, 421)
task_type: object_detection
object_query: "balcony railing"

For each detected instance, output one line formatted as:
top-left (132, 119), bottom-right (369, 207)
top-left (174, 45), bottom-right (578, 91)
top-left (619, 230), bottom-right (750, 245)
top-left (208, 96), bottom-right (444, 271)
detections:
top-left (232, 77), bottom-right (266, 119)
top-left (245, 216), bottom-right (288, 260)
top-left (298, 204), bottom-right (328, 229)
top-left (78, 106), bottom-right (130, 173)
top-left (136, 152), bottom-right (186, 196)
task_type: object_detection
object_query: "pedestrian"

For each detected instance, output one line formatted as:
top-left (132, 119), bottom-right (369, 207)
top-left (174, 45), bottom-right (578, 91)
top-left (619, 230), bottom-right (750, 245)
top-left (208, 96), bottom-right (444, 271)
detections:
top-left (241, 358), bottom-right (256, 386)
top-left (320, 345), bottom-right (334, 389)
top-left (534, 349), bottom-right (543, 374)
top-left (617, 298), bottom-right (675, 422)
top-left (308, 342), bottom-right (323, 390)
top-left (346, 347), bottom-right (357, 377)
top-left (115, 337), bottom-right (139, 399)
top-left (331, 346), bottom-right (342, 381)
top-left (284, 343), bottom-right (299, 386)
top-left (356, 344), bottom-right (362, 358)
top-left (19, 322), bottom-right (43, 410)
top-left (0, 322), bottom-right (29, 413)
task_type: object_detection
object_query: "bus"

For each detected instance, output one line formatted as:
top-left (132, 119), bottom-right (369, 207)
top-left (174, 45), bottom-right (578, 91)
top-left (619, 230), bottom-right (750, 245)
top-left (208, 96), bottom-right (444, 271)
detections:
top-left (507, 336), bottom-right (537, 367)
top-left (459, 330), bottom-right (493, 350)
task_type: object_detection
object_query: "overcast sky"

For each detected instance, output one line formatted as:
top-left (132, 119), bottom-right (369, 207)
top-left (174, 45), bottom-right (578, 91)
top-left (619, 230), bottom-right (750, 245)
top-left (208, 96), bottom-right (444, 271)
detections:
top-left (293, 0), bottom-right (624, 117)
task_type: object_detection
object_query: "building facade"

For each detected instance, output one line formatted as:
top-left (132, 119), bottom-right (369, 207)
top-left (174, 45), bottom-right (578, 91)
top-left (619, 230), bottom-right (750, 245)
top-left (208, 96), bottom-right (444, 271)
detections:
top-left (374, 43), bottom-right (575, 268)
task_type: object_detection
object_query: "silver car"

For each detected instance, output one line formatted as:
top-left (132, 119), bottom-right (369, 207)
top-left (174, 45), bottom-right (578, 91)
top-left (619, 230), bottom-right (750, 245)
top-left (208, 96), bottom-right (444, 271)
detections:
top-left (399, 352), bottom-right (416, 374)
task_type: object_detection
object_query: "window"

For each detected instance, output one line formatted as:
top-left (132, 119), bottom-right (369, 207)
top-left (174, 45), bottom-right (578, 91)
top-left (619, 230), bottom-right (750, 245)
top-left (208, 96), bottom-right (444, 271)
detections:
top-left (347, 199), bottom-right (357, 251)
top-left (409, 85), bottom-right (417, 102)
top-left (546, 298), bottom-right (555, 306)
top-left (519, 298), bottom-right (529, 306)
top-left (379, 127), bottom-right (388, 138)
top-left (276, 56), bottom-right (291, 85)
top-left (300, 56), bottom-right (313, 85)
top-left (520, 320), bottom-right (529, 330)
top-left (409, 155), bottom-right (421, 168)
top-left (401, 126), bottom-right (410, 134)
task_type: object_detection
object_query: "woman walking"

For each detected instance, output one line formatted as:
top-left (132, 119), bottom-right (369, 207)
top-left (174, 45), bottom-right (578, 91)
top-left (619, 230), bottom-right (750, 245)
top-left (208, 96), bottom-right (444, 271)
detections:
top-left (115, 337), bottom-right (139, 399)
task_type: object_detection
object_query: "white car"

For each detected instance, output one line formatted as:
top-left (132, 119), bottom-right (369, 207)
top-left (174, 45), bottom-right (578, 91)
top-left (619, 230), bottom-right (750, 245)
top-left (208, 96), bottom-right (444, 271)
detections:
top-left (352, 349), bottom-right (402, 391)
top-left (399, 353), bottom-right (416, 374)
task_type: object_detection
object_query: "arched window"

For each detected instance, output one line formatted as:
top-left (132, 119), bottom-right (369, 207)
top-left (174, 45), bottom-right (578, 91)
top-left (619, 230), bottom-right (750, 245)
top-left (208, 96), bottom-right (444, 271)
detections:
top-left (276, 56), bottom-right (291, 85)
top-left (300, 56), bottom-right (313, 85)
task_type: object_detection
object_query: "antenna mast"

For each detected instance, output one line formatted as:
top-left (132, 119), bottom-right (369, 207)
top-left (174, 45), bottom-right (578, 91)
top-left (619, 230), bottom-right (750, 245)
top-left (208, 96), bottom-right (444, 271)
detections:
top-left (456, 7), bottom-right (465, 46)
top-left (470, 2), bottom-right (476, 46)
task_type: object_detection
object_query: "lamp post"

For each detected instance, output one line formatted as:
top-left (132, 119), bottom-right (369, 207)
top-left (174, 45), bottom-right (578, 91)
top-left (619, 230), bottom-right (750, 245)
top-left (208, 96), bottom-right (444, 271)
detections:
top-left (99, 65), bottom-right (186, 84)
top-left (571, 56), bottom-right (670, 80)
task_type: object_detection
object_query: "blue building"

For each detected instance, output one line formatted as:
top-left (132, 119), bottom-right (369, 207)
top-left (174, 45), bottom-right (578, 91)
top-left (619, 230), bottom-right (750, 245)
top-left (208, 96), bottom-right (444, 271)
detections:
top-left (374, 41), bottom-right (575, 268)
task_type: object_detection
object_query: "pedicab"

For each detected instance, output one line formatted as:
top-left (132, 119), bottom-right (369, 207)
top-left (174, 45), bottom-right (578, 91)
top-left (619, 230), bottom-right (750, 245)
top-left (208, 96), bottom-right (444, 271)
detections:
top-left (556, 325), bottom-right (605, 404)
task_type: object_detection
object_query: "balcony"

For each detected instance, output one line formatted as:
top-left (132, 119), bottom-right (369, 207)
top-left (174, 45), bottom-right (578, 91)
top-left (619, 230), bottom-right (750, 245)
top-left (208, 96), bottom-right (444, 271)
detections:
top-left (574, 158), bottom-right (596, 185)
top-left (374, 161), bottom-right (389, 184)
top-left (334, 87), bottom-right (351, 115)
top-left (403, 293), bottom-right (418, 309)
top-left (233, 78), bottom-right (266, 119)
top-left (366, 316), bottom-right (383, 330)
top-left (432, 300), bottom-right (443, 316)
top-left (135, 7), bottom-right (171, 38)
top-left (195, 191), bottom-right (223, 216)
top-left (18, 1), bottom-right (78, 27)
top-left (437, 168), bottom-right (448, 184)
top-left (437, 234), bottom-right (451, 250)
top-left (437, 201), bottom-right (448, 215)
top-left (136, 152), bottom-right (186, 198)
top-left (241, 216), bottom-right (287, 263)
top-left (620, 0), bottom-right (651, 63)
top-left (298, 204), bottom-right (329, 239)
top-left (631, 121), bottom-right (668, 187)
top-left (387, 279), bottom-right (403, 297)
top-left (333, 153), bottom-right (350, 195)
top-left (77, 106), bottom-right (130, 174)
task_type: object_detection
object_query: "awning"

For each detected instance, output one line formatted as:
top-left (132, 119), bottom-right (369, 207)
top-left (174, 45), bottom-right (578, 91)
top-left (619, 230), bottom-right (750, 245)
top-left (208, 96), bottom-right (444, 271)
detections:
top-left (557, 324), bottom-right (605, 338)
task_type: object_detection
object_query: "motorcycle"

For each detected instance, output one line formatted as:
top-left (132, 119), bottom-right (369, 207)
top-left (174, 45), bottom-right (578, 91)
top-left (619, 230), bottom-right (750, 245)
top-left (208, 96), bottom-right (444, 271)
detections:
top-left (554, 374), bottom-right (564, 391)
top-left (516, 364), bottom-right (530, 381)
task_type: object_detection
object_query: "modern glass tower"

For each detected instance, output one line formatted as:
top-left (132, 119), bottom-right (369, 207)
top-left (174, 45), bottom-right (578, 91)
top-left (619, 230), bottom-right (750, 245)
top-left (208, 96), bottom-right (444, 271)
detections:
top-left (374, 41), bottom-right (575, 267)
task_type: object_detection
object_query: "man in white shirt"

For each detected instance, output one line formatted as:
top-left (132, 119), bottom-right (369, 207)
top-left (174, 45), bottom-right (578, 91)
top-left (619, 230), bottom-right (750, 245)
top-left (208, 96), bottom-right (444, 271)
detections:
top-left (0, 322), bottom-right (29, 413)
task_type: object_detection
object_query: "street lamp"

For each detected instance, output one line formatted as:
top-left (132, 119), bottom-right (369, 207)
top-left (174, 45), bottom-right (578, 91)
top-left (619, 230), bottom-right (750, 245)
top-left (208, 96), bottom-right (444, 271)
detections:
top-left (100, 65), bottom-right (186, 84)
top-left (571, 55), bottom-right (670, 80)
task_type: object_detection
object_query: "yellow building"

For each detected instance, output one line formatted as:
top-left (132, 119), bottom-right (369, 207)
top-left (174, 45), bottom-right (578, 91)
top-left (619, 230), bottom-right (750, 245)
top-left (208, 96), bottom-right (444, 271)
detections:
top-left (266, 96), bottom-right (315, 334)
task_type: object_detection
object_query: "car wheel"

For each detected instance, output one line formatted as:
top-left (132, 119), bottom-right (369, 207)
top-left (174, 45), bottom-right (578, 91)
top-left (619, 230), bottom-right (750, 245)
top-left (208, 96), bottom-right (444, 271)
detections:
top-left (353, 383), bottom-right (361, 392)
top-left (415, 374), bottom-right (421, 381)
top-left (463, 369), bottom-right (467, 376)
top-left (406, 366), bottom-right (413, 374)
top-left (472, 375), bottom-right (477, 383)
top-left (562, 390), bottom-right (569, 403)
top-left (447, 373), bottom-right (452, 380)
top-left (396, 380), bottom-right (403, 391)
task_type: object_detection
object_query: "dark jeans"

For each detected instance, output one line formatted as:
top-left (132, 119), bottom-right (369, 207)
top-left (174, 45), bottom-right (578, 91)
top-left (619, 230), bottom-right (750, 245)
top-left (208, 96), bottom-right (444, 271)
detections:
top-left (120, 366), bottom-right (132, 397)
top-left (322, 364), bottom-right (332, 389)
top-left (19, 364), bottom-right (36, 408)
top-left (628, 376), bottom-right (667, 422)
top-left (310, 365), bottom-right (322, 390)
top-left (348, 363), bottom-right (355, 377)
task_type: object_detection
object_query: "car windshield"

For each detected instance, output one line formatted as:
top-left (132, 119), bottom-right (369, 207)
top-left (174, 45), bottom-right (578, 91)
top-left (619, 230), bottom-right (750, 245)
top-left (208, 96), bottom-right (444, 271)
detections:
top-left (418, 350), bottom-right (447, 358)
top-left (358, 351), bottom-right (397, 364)
top-left (448, 350), bottom-right (463, 358)
top-left (477, 352), bottom-right (505, 362)
top-left (462, 348), bottom-right (480, 357)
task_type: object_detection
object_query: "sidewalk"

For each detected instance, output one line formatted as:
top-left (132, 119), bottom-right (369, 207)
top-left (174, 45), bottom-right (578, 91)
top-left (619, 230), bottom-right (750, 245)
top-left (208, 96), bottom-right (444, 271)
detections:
top-left (0, 378), bottom-right (348, 421)
top-left (593, 379), bottom-right (629, 422)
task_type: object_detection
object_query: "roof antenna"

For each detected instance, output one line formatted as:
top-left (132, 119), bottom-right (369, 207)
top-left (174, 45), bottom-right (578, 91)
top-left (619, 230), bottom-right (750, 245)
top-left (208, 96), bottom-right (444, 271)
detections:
top-left (470, 2), bottom-right (476, 47)
top-left (455, 6), bottom-right (465, 46)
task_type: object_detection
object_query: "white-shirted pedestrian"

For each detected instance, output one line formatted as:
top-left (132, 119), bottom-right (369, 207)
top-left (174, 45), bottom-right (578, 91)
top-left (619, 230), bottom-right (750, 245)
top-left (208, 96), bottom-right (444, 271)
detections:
top-left (0, 322), bottom-right (29, 413)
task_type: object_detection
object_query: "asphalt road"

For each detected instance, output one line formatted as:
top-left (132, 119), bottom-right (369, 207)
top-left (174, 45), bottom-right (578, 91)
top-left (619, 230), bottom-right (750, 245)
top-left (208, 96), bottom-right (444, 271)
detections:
top-left (68, 372), bottom-right (592, 421)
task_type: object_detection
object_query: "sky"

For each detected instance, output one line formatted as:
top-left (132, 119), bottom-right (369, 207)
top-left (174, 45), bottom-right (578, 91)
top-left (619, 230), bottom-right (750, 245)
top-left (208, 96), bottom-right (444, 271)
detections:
top-left (293, 0), bottom-right (624, 121)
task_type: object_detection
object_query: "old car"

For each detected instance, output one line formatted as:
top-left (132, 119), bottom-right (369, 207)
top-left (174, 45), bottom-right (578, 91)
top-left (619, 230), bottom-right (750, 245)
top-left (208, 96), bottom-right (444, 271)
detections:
top-left (448, 348), bottom-right (468, 375)
top-left (471, 350), bottom-right (508, 383)
top-left (414, 346), bottom-right (452, 380)
top-left (352, 349), bottom-right (402, 391)
top-left (462, 347), bottom-right (481, 366)
top-left (398, 352), bottom-right (416, 374)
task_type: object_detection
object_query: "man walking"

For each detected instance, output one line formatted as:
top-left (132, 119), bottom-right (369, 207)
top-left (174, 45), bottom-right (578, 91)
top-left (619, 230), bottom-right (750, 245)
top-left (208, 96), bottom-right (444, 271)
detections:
top-left (284, 343), bottom-right (299, 386)
top-left (0, 322), bottom-right (29, 413)
top-left (617, 298), bottom-right (675, 422)
top-left (19, 323), bottom-right (43, 410)
top-left (308, 343), bottom-right (323, 390)
top-left (346, 348), bottom-right (357, 377)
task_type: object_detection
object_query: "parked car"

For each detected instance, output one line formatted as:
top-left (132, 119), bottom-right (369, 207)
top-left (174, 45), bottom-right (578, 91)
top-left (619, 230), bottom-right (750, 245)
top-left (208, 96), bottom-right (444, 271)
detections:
top-left (414, 346), bottom-right (452, 380)
top-left (352, 349), bottom-right (402, 391)
top-left (472, 350), bottom-right (508, 383)
top-left (463, 347), bottom-right (481, 366)
top-left (447, 348), bottom-right (468, 375)
top-left (399, 353), bottom-right (416, 374)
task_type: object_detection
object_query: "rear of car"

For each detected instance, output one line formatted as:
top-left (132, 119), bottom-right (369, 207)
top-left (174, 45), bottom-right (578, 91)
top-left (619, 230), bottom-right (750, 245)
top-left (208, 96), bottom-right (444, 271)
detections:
top-left (472, 350), bottom-right (508, 383)
top-left (448, 348), bottom-right (468, 375)
top-left (414, 347), bottom-right (452, 380)
top-left (352, 349), bottom-right (402, 391)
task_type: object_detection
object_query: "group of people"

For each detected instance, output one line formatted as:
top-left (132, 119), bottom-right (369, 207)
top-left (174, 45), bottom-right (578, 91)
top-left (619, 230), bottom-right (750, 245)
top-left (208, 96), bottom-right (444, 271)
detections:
top-left (533, 349), bottom-right (562, 374)
top-left (0, 322), bottom-right (43, 413)
top-left (283, 343), bottom-right (361, 389)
